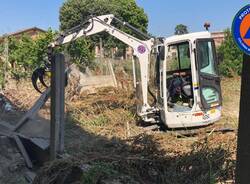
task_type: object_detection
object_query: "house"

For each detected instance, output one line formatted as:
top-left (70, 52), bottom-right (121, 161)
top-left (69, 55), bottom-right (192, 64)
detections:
top-left (0, 27), bottom-right (46, 64)
top-left (0, 27), bottom-right (46, 43)
top-left (211, 31), bottom-right (225, 47)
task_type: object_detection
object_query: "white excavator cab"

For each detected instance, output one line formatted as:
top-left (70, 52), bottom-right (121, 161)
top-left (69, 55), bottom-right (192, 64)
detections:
top-left (150, 32), bottom-right (222, 128)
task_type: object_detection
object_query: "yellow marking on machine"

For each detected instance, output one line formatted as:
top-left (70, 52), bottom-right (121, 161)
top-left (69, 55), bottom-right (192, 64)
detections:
top-left (209, 109), bottom-right (216, 114)
top-left (193, 83), bottom-right (199, 87)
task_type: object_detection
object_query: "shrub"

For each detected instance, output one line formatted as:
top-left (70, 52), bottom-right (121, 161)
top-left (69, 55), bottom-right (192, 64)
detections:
top-left (217, 29), bottom-right (243, 77)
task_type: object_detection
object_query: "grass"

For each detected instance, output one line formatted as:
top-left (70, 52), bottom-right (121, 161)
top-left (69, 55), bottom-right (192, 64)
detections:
top-left (44, 77), bottom-right (238, 183)
top-left (2, 76), bottom-right (240, 184)
top-left (81, 162), bottom-right (118, 184)
top-left (219, 77), bottom-right (241, 128)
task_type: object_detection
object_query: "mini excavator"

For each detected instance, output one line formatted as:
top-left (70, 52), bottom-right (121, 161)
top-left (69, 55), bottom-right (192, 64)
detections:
top-left (32, 14), bottom-right (222, 129)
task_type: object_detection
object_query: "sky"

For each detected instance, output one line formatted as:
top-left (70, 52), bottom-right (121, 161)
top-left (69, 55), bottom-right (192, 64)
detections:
top-left (0, 0), bottom-right (248, 37)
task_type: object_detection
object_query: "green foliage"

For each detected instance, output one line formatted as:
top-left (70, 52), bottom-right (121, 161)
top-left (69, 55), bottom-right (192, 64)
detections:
top-left (217, 29), bottom-right (243, 77)
top-left (35, 29), bottom-right (56, 63)
top-left (59, 0), bottom-right (148, 49)
top-left (0, 43), bottom-right (4, 53)
top-left (175, 24), bottom-right (189, 35)
top-left (0, 30), bottom-right (56, 80)
top-left (0, 28), bottom-right (96, 82)
top-left (67, 38), bottom-right (95, 71)
top-left (10, 35), bottom-right (38, 76)
top-left (81, 162), bottom-right (117, 184)
top-left (60, 0), bottom-right (148, 33)
top-left (84, 114), bottom-right (109, 126)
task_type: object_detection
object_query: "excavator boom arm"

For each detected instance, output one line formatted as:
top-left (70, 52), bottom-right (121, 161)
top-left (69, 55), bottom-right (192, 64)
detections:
top-left (36, 14), bottom-right (155, 120)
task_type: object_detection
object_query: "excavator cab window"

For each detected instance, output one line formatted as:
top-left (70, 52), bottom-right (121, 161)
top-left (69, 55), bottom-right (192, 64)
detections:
top-left (166, 42), bottom-right (193, 112)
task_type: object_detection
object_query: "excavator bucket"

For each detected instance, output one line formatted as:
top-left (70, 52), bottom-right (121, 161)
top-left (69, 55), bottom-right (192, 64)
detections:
top-left (31, 67), bottom-right (49, 93)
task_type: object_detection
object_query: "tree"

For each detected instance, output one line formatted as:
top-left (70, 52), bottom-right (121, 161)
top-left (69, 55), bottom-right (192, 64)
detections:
top-left (0, 30), bottom-right (56, 80)
top-left (59, 0), bottom-right (148, 59)
top-left (67, 38), bottom-right (95, 71)
top-left (9, 35), bottom-right (37, 78)
top-left (217, 29), bottom-right (243, 77)
top-left (175, 24), bottom-right (188, 35)
top-left (35, 29), bottom-right (56, 64)
top-left (60, 0), bottom-right (148, 35)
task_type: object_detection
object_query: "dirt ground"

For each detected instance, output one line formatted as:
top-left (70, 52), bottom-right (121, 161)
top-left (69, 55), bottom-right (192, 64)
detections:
top-left (0, 76), bottom-right (241, 184)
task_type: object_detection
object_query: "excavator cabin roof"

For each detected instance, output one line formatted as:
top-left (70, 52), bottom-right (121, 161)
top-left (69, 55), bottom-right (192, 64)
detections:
top-left (164, 31), bottom-right (212, 44)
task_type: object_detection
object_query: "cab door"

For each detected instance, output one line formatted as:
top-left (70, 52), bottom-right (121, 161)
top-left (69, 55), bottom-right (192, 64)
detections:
top-left (196, 39), bottom-right (222, 110)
